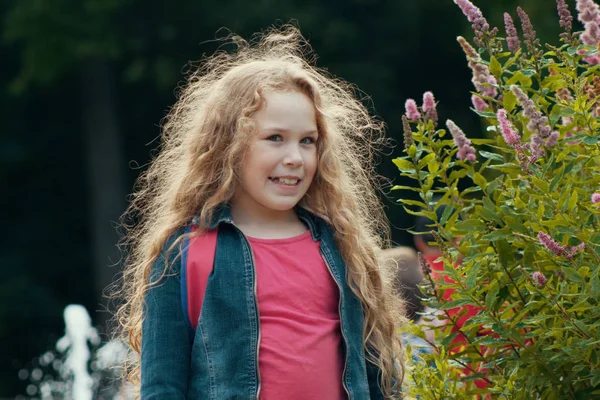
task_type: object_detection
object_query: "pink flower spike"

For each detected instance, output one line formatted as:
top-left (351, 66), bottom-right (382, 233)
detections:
top-left (447, 119), bottom-right (477, 161)
top-left (532, 271), bottom-right (547, 287)
top-left (418, 252), bottom-right (432, 276)
top-left (576, 0), bottom-right (600, 25)
top-left (422, 91), bottom-right (438, 123)
top-left (405, 99), bottom-right (421, 120)
top-left (504, 12), bottom-right (521, 52)
top-left (457, 36), bottom-right (479, 59)
top-left (512, 86), bottom-right (552, 139)
top-left (546, 131), bottom-right (560, 147)
top-left (584, 54), bottom-right (600, 64)
top-left (517, 7), bottom-right (538, 48)
top-left (483, 76), bottom-right (499, 98)
top-left (454, 0), bottom-right (483, 23)
top-left (454, 0), bottom-right (493, 47)
top-left (472, 95), bottom-right (488, 111)
top-left (577, 0), bottom-right (600, 55)
top-left (571, 242), bottom-right (585, 254)
top-left (537, 231), bottom-right (569, 257)
top-left (592, 192), bottom-right (600, 204)
top-left (557, 0), bottom-right (574, 33)
top-left (423, 91), bottom-right (436, 112)
top-left (497, 109), bottom-right (521, 147)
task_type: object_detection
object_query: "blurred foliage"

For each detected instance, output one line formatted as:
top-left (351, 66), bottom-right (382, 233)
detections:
top-left (0, 0), bottom-right (566, 396)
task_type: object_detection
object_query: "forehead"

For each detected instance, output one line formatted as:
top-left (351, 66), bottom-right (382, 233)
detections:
top-left (254, 90), bottom-right (317, 132)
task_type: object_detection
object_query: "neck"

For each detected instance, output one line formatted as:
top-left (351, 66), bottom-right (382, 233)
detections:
top-left (230, 206), bottom-right (299, 227)
top-left (228, 199), bottom-right (305, 237)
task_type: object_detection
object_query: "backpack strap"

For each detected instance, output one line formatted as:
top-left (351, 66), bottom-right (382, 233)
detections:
top-left (180, 225), bottom-right (218, 340)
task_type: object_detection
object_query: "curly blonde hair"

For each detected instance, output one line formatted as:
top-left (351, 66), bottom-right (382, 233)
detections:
top-left (111, 24), bottom-right (406, 397)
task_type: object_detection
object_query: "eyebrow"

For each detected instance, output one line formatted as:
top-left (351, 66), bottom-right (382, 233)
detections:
top-left (263, 127), bottom-right (319, 135)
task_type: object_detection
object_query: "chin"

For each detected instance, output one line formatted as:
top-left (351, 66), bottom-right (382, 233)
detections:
top-left (270, 204), bottom-right (298, 211)
top-left (264, 200), bottom-right (300, 211)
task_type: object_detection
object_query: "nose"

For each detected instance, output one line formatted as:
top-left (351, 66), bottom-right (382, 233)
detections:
top-left (283, 143), bottom-right (304, 167)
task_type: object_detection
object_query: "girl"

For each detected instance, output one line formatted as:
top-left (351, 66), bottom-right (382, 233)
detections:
top-left (113, 25), bottom-right (405, 399)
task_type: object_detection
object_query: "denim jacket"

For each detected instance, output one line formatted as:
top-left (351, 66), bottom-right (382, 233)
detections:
top-left (141, 205), bottom-right (385, 399)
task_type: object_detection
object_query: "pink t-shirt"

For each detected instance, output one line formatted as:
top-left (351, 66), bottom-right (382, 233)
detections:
top-left (186, 228), bottom-right (345, 400)
top-left (248, 230), bottom-right (345, 400)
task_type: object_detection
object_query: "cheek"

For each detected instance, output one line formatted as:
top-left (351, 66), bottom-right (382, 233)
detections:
top-left (243, 148), bottom-right (269, 174)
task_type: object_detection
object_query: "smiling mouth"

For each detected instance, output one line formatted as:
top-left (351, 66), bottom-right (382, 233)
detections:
top-left (268, 177), bottom-right (301, 186)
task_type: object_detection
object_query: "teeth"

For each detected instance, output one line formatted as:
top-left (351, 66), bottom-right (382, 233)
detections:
top-left (272, 177), bottom-right (299, 185)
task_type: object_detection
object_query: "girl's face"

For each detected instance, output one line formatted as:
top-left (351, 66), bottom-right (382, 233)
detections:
top-left (232, 90), bottom-right (318, 220)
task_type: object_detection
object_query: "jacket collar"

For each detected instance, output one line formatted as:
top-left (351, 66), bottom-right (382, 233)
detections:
top-left (197, 203), bottom-right (322, 242)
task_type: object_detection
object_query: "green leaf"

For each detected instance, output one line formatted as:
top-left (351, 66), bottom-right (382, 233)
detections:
top-left (532, 176), bottom-right (550, 192)
top-left (392, 158), bottom-right (414, 171)
top-left (496, 240), bottom-right (512, 269)
top-left (428, 159), bottom-right (440, 174)
top-left (562, 267), bottom-right (584, 283)
top-left (482, 196), bottom-right (497, 214)
top-left (417, 153), bottom-right (436, 170)
top-left (440, 203), bottom-right (455, 225)
top-left (541, 219), bottom-right (570, 227)
top-left (462, 186), bottom-right (482, 194)
top-left (525, 315), bottom-right (555, 324)
top-left (390, 185), bottom-right (419, 191)
top-left (485, 179), bottom-right (500, 197)
top-left (482, 230), bottom-right (512, 241)
top-left (549, 166), bottom-right (565, 192)
top-left (506, 71), bottom-right (533, 87)
top-left (407, 144), bottom-right (417, 158)
top-left (471, 109), bottom-right (498, 118)
top-left (558, 184), bottom-right (572, 211)
top-left (479, 151), bottom-right (504, 162)
top-left (503, 48), bottom-right (522, 70)
top-left (422, 210), bottom-right (438, 221)
top-left (402, 206), bottom-right (426, 217)
top-left (523, 245), bottom-right (535, 268)
top-left (465, 263), bottom-right (478, 290)
top-left (439, 332), bottom-right (460, 348)
top-left (449, 169), bottom-right (469, 181)
top-left (568, 191), bottom-right (579, 211)
top-left (454, 219), bottom-right (486, 231)
top-left (470, 138), bottom-right (496, 145)
top-left (489, 55), bottom-right (502, 77)
top-left (439, 298), bottom-right (476, 310)
top-left (521, 69), bottom-right (536, 77)
top-left (460, 372), bottom-right (489, 382)
top-left (473, 172), bottom-right (487, 189)
top-left (485, 281), bottom-right (499, 312)
top-left (397, 198), bottom-right (427, 208)
top-left (503, 89), bottom-right (518, 112)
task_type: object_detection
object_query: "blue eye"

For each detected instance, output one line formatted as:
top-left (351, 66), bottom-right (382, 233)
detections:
top-left (301, 137), bottom-right (316, 144)
top-left (267, 135), bottom-right (283, 142)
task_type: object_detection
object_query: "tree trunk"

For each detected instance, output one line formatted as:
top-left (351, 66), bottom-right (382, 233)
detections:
top-left (81, 60), bottom-right (126, 331)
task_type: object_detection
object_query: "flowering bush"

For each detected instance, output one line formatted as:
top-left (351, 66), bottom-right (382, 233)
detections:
top-left (394, 0), bottom-right (600, 398)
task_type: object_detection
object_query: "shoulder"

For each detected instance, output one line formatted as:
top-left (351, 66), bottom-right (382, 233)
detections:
top-left (161, 227), bottom-right (189, 256)
top-left (150, 226), bottom-right (190, 276)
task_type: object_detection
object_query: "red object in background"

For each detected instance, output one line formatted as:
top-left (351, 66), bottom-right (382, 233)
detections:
top-left (424, 253), bottom-right (490, 392)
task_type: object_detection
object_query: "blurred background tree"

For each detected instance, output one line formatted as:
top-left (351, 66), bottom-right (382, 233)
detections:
top-left (0, 0), bottom-right (562, 396)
